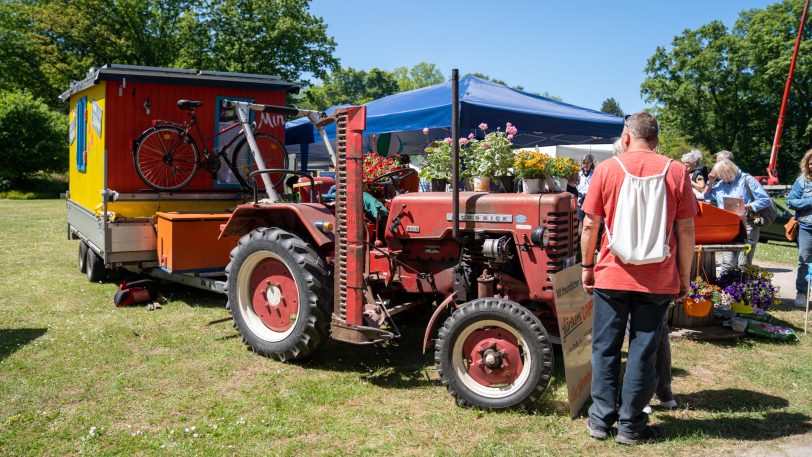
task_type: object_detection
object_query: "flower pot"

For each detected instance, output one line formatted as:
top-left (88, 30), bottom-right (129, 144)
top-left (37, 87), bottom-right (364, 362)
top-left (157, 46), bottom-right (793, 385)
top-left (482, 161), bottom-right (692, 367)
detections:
top-left (731, 301), bottom-right (754, 315)
top-left (522, 178), bottom-right (543, 194)
top-left (684, 298), bottom-right (712, 318)
top-left (544, 176), bottom-right (568, 193)
top-left (492, 176), bottom-right (515, 193)
top-left (430, 178), bottom-right (448, 192)
top-left (472, 176), bottom-right (490, 192)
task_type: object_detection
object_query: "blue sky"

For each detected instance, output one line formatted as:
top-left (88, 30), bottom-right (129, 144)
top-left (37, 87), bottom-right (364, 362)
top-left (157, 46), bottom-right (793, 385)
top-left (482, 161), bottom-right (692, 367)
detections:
top-left (310, 0), bottom-right (777, 114)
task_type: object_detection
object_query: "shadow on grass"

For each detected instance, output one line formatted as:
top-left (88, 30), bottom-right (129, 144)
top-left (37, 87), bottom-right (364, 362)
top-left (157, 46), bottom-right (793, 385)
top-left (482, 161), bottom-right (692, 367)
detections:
top-left (763, 266), bottom-right (792, 274)
top-left (661, 411), bottom-right (812, 441)
top-left (681, 388), bottom-right (789, 412)
top-left (0, 328), bottom-right (48, 361)
top-left (303, 319), bottom-right (436, 389)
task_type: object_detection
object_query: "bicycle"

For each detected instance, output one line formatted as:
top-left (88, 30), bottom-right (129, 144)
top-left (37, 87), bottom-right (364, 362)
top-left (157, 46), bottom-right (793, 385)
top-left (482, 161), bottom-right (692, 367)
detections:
top-left (132, 99), bottom-right (288, 191)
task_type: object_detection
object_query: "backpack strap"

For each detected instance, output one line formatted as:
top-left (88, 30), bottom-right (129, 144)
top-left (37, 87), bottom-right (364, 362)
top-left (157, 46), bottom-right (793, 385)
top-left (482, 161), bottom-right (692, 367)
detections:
top-left (612, 157), bottom-right (673, 177)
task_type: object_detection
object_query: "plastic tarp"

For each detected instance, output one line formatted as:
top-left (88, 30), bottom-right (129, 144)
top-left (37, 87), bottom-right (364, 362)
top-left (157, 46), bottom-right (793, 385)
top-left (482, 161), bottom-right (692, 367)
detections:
top-left (286, 76), bottom-right (623, 168)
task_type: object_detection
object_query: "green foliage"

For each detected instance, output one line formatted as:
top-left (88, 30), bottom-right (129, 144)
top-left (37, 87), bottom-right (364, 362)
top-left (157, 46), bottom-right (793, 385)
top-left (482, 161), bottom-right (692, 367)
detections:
top-left (600, 97), bottom-right (624, 116)
top-left (0, 0), bottom-right (338, 108)
top-left (420, 138), bottom-right (455, 180)
top-left (299, 66), bottom-right (399, 110)
top-left (299, 62), bottom-right (444, 111)
top-left (642, 0), bottom-right (812, 181)
top-left (0, 91), bottom-right (67, 184)
top-left (465, 123), bottom-right (517, 177)
top-left (392, 62), bottom-right (445, 92)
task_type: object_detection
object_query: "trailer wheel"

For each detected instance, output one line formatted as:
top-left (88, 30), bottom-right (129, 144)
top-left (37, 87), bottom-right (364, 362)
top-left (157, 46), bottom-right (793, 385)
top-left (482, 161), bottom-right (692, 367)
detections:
top-left (435, 298), bottom-right (553, 410)
top-left (78, 241), bottom-right (89, 273)
top-left (85, 248), bottom-right (106, 282)
top-left (225, 227), bottom-right (330, 361)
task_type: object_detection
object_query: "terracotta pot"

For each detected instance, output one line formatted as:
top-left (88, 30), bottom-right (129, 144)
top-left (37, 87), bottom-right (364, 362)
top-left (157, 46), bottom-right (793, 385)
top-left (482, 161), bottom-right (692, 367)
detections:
top-left (522, 178), bottom-right (543, 194)
top-left (472, 176), bottom-right (490, 192)
top-left (430, 178), bottom-right (448, 192)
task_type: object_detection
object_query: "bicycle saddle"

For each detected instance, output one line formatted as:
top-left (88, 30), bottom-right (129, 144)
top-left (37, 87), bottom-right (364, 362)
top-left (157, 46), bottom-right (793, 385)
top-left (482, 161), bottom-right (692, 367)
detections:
top-left (177, 100), bottom-right (204, 110)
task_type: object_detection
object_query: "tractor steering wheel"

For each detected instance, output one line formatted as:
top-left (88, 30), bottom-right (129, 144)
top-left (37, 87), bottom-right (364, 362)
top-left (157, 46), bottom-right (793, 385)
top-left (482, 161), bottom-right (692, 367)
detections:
top-left (370, 167), bottom-right (417, 188)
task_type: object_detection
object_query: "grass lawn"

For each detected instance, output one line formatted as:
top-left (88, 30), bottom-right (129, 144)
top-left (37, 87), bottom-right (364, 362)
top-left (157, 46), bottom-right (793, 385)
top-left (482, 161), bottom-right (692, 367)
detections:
top-left (1, 199), bottom-right (811, 456)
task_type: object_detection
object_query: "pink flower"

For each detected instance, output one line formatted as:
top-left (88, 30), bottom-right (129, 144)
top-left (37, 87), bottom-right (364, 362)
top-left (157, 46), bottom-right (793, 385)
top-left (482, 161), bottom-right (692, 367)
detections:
top-left (507, 134), bottom-right (514, 140)
top-left (459, 138), bottom-right (469, 144)
top-left (443, 137), bottom-right (453, 144)
top-left (422, 127), bottom-right (429, 135)
top-left (468, 133), bottom-right (475, 140)
top-left (506, 123), bottom-right (518, 136)
top-left (482, 142), bottom-right (491, 150)
top-left (478, 123), bottom-right (488, 131)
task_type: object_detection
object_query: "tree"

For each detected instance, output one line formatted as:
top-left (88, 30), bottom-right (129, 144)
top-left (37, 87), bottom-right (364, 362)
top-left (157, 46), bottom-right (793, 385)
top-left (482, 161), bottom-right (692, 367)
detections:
top-left (299, 67), bottom-right (400, 110)
top-left (642, 0), bottom-right (812, 180)
top-left (600, 98), bottom-right (624, 116)
top-left (0, 0), bottom-right (339, 107)
top-left (393, 62), bottom-right (445, 91)
top-left (0, 90), bottom-right (67, 184)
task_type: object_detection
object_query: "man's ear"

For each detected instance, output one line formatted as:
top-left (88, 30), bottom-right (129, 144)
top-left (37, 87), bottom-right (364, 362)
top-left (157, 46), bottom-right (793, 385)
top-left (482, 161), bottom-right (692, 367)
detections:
top-left (621, 130), bottom-right (631, 149)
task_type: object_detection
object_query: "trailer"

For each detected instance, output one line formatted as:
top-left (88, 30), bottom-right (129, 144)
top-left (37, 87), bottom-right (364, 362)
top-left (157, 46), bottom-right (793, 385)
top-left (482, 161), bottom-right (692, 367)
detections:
top-left (62, 65), bottom-right (299, 283)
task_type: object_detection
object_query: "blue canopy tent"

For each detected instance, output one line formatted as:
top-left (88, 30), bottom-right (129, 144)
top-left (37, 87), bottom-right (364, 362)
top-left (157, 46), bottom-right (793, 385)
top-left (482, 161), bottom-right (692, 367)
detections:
top-left (285, 76), bottom-right (623, 170)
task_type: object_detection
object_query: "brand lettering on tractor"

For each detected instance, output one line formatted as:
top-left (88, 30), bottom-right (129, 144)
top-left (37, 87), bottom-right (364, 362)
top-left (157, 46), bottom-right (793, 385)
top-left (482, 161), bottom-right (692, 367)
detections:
top-left (406, 225), bottom-right (420, 233)
top-left (446, 213), bottom-right (513, 223)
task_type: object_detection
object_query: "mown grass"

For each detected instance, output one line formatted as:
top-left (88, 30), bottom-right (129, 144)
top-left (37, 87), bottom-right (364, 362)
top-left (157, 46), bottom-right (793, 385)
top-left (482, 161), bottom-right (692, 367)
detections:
top-left (0, 199), bottom-right (810, 456)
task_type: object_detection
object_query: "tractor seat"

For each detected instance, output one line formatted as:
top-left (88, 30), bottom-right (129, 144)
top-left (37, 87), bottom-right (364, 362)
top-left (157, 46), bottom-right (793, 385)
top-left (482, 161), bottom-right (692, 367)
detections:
top-left (177, 100), bottom-right (204, 110)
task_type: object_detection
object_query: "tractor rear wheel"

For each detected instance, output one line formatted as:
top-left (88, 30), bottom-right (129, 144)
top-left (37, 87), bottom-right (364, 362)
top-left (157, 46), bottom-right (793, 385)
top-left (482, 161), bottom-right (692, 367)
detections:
top-left (435, 298), bottom-right (554, 410)
top-left (225, 227), bottom-right (330, 361)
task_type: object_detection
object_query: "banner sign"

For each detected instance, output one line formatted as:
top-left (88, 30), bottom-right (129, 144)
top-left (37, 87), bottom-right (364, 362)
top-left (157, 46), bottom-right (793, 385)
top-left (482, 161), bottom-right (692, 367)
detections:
top-left (551, 264), bottom-right (593, 418)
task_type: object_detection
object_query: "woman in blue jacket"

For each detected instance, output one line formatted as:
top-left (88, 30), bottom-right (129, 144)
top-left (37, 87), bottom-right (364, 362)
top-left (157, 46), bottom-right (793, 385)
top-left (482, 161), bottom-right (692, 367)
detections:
top-left (787, 149), bottom-right (812, 308)
top-left (705, 158), bottom-right (773, 271)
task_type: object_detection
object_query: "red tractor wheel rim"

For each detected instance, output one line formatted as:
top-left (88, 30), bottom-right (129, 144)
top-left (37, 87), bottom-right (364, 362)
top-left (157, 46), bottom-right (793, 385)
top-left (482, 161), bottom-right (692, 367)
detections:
top-left (249, 257), bottom-right (299, 332)
top-left (461, 327), bottom-right (524, 387)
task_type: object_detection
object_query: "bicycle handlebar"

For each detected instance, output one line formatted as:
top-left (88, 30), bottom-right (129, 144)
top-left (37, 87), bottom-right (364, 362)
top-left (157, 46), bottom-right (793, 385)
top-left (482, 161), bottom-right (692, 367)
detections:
top-left (221, 100), bottom-right (328, 121)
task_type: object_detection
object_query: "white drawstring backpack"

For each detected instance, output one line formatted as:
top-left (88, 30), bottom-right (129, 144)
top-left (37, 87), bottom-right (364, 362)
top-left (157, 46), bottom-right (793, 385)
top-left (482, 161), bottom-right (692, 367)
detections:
top-left (605, 157), bottom-right (672, 265)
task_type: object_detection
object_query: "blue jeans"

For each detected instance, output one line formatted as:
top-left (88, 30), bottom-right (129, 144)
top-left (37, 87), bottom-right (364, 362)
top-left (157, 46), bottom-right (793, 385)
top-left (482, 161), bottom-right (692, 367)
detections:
top-left (589, 289), bottom-right (671, 434)
top-left (797, 224), bottom-right (812, 294)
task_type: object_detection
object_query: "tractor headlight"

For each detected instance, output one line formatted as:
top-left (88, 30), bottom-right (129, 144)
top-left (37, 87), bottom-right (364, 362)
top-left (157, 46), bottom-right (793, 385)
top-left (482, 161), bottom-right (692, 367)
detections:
top-left (530, 226), bottom-right (549, 247)
top-left (315, 220), bottom-right (334, 233)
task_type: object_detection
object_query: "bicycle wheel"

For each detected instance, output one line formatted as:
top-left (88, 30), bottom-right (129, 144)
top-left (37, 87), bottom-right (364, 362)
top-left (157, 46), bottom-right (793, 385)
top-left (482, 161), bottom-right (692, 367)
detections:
top-left (133, 126), bottom-right (199, 191)
top-left (231, 133), bottom-right (288, 190)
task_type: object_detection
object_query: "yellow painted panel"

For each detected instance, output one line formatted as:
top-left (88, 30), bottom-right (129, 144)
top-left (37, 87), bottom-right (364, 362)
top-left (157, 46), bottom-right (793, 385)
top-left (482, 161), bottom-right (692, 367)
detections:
top-left (105, 200), bottom-right (243, 218)
top-left (68, 82), bottom-right (106, 211)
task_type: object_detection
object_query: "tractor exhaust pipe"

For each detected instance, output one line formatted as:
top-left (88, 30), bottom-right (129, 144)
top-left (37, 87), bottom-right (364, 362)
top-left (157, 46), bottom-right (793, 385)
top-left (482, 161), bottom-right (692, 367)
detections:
top-left (451, 69), bottom-right (461, 243)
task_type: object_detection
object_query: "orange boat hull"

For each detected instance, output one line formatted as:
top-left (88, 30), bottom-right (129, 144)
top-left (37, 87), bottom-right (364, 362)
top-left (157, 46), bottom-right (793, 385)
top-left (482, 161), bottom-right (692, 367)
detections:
top-left (694, 202), bottom-right (743, 245)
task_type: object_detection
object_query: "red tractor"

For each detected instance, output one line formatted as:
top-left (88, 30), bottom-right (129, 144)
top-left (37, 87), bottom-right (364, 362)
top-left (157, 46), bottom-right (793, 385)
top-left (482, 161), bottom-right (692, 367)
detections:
top-left (220, 97), bottom-right (579, 410)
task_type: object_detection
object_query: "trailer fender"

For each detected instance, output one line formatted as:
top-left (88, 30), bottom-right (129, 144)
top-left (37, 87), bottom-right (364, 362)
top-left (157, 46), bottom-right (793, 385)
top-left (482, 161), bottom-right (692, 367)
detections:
top-left (422, 292), bottom-right (458, 354)
top-left (219, 203), bottom-right (335, 248)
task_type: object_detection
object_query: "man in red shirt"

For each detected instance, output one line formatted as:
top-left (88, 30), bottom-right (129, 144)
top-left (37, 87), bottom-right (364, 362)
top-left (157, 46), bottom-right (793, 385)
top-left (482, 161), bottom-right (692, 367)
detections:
top-left (581, 112), bottom-right (696, 444)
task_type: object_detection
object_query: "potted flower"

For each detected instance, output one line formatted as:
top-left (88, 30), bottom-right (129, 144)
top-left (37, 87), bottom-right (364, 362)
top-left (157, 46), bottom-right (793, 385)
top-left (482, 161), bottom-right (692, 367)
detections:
top-left (718, 266), bottom-right (780, 312)
top-left (421, 136), bottom-right (454, 191)
top-left (545, 157), bottom-right (580, 192)
top-left (684, 278), bottom-right (720, 318)
top-left (465, 122), bottom-right (517, 192)
top-left (513, 148), bottom-right (549, 193)
top-left (363, 152), bottom-right (404, 196)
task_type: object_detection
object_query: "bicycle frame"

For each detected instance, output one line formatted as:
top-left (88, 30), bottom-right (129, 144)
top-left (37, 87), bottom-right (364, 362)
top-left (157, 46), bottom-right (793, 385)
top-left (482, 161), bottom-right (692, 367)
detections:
top-left (153, 112), bottom-right (254, 189)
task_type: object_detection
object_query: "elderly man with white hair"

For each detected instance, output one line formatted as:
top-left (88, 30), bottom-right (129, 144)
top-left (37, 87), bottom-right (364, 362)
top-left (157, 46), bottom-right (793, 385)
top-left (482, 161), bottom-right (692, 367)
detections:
top-left (681, 150), bottom-right (708, 199)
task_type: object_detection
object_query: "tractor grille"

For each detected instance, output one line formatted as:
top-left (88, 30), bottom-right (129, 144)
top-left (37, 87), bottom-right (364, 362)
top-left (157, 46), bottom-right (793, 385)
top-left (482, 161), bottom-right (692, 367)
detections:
top-left (334, 113), bottom-right (348, 321)
top-left (545, 210), bottom-right (577, 282)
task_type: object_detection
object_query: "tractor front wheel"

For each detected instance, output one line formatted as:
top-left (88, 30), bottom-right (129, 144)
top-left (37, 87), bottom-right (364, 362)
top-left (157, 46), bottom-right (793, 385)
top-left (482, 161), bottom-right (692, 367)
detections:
top-left (435, 298), bottom-right (554, 410)
top-left (225, 227), bottom-right (330, 361)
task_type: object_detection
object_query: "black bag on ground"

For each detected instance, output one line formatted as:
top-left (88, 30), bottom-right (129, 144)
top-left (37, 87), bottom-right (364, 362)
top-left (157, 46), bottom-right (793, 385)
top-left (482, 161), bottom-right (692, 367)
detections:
top-left (114, 279), bottom-right (159, 306)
